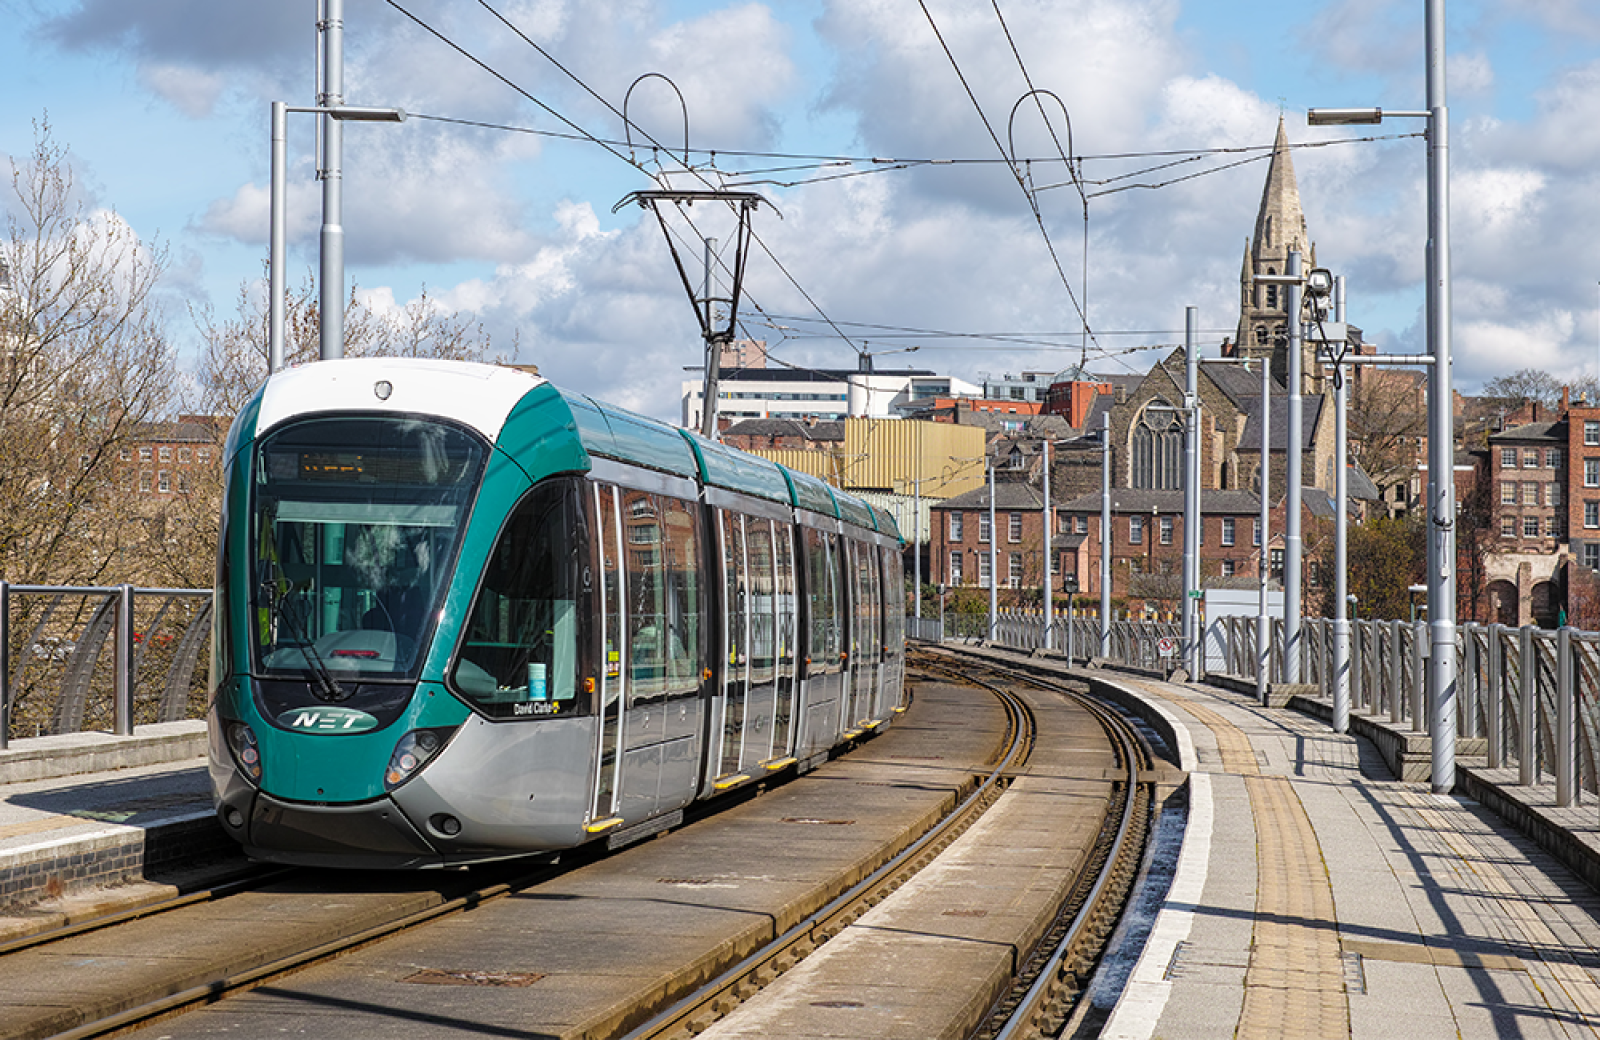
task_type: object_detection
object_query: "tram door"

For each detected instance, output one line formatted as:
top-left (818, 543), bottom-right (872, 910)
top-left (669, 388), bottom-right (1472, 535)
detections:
top-left (802, 527), bottom-right (844, 751)
top-left (847, 539), bottom-right (882, 728)
top-left (717, 511), bottom-right (750, 779)
top-left (589, 484), bottom-right (626, 826)
top-left (770, 525), bottom-right (798, 759)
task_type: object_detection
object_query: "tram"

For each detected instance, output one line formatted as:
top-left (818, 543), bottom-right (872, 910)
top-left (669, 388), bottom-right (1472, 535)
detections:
top-left (207, 358), bottom-right (906, 868)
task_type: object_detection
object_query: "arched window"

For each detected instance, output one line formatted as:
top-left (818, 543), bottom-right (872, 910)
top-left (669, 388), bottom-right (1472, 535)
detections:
top-left (1132, 399), bottom-right (1183, 489)
top-left (1255, 325), bottom-right (1269, 346)
top-left (1266, 267), bottom-right (1279, 309)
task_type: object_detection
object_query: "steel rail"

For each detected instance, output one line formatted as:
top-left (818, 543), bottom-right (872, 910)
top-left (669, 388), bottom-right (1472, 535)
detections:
top-left (934, 646), bottom-right (1155, 1040)
top-left (619, 648), bottom-right (1036, 1040)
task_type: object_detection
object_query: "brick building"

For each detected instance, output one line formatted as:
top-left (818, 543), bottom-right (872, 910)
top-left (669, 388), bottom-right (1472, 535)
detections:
top-left (120, 416), bottom-right (222, 498)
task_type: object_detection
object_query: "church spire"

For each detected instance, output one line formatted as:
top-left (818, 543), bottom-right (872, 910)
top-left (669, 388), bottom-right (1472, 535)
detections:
top-left (1251, 116), bottom-right (1309, 265)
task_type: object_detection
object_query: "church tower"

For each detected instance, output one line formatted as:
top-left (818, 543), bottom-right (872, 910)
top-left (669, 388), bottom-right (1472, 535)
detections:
top-left (1236, 116), bottom-right (1322, 393)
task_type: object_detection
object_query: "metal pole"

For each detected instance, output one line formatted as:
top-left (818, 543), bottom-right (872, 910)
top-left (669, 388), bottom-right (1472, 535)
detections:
top-left (1557, 625), bottom-right (1574, 806)
top-left (699, 238), bottom-right (721, 438)
top-left (914, 476), bottom-right (922, 620)
top-left (1333, 275), bottom-right (1350, 732)
top-left (1043, 440), bottom-right (1053, 650)
top-left (1425, 0), bottom-right (1459, 795)
top-left (1183, 306), bottom-right (1201, 678)
top-left (269, 101), bottom-right (287, 373)
top-left (1100, 410), bottom-right (1111, 658)
top-left (318, 0), bottom-right (345, 361)
top-left (114, 584), bottom-right (135, 737)
top-left (1519, 625), bottom-right (1535, 786)
top-left (1257, 357), bottom-right (1271, 705)
top-left (1285, 250), bottom-right (1303, 682)
top-left (988, 462), bottom-right (998, 641)
top-left (0, 581), bottom-right (8, 750)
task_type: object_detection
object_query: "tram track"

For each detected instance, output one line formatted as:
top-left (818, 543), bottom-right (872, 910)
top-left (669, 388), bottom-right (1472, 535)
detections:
top-left (618, 648), bottom-right (1037, 1040)
top-left (620, 645), bottom-right (1154, 1040)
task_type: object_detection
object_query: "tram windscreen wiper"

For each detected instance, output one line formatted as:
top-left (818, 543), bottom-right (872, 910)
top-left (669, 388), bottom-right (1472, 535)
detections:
top-left (263, 577), bottom-right (349, 703)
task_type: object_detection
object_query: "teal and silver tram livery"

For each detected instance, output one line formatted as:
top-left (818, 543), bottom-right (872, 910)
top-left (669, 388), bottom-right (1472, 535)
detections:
top-left (208, 358), bottom-right (907, 868)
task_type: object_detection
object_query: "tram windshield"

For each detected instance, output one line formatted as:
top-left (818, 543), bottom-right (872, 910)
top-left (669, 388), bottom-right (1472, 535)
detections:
top-left (249, 416), bottom-right (486, 689)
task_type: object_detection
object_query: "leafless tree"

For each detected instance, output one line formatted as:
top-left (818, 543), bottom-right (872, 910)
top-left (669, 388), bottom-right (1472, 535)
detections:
top-left (1349, 368), bottom-right (1426, 505)
top-left (0, 119), bottom-right (177, 585)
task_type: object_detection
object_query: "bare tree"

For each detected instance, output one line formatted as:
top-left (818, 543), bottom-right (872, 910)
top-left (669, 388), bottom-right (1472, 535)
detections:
top-left (1349, 368), bottom-right (1426, 508)
top-left (1481, 368), bottom-right (1563, 413)
top-left (0, 120), bottom-right (177, 585)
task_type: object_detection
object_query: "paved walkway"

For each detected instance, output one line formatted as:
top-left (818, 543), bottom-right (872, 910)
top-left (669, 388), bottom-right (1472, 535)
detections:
top-left (1103, 674), bottom-right (1600, 1040)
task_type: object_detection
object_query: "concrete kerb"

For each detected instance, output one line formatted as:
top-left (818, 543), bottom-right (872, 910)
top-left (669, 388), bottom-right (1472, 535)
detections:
top-left (0, 721), bottom-right (206, 784)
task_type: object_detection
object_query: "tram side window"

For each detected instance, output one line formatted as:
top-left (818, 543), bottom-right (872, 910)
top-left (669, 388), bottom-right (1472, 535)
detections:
top-left (624, 490), bottom-right (667, 703)
top-left (660, 496), bottom-right (701, 694)
top-left (805, 528), bottom-right (839, 666)
top-left (451, 478), bottom-right (592, 718)
top-left (747, 518), bottom-right (776, 685)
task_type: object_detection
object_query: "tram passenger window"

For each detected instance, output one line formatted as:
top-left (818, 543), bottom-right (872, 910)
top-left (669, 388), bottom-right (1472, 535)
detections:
top-left (806, 528), bottom-right (839, 666)
top-left (748, 519), bottom-right (776, 685)
top-left (660, 496), bottom-right (701, 693)
top-left (624, 490), bottom-right (667, 703)
top-left (450, 478), bottom-right (591, 718)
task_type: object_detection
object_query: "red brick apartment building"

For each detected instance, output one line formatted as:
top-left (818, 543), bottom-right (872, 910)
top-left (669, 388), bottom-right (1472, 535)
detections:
top-left (120, 416), bottom-right (222, 498)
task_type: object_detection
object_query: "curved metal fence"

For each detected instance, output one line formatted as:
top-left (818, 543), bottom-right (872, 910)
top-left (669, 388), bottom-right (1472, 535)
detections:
top-left (910, 605), bottom-right (1600, 813)
top-left (0, 583), bottom-right (211, 749)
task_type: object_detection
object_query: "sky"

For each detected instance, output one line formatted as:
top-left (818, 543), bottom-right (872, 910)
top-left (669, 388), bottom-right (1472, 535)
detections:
top-left (2, 0), bottom-right (1599, 423)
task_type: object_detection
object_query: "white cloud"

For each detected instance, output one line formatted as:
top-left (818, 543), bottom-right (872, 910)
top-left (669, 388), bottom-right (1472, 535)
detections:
top-left (137, 63), bottom-right (228, 118)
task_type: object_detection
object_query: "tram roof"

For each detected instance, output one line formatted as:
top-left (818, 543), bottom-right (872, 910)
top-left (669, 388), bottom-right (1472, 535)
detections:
top-left (557, 388), bottom-right (700, 479)
top-left (678, 429), bottom-right (794, 505)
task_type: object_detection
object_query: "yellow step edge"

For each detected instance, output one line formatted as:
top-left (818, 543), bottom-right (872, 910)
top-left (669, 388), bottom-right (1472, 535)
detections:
top-left (892, 705), bottom-right (908, 714)
top-left (761, 757), bottom-right (797, 772)
top-left (584, 816), bottom-right (624, 834)
top-left (860, 718), bottom-right (884, 730)
top-left (843, 729), bottom-right (863, 739)
top-left (713, 774), bottom-right (751, 790)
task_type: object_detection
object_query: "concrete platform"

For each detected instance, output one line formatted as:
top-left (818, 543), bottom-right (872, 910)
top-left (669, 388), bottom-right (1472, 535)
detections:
top-left (0, 721), bottom-right (231, 926)
top-left (1088, 670), bottom-right (1600, 1040)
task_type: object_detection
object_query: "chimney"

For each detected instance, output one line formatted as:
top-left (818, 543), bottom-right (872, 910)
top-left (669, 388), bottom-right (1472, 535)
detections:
top-left (1563, 386), bottom-right (1571, 411)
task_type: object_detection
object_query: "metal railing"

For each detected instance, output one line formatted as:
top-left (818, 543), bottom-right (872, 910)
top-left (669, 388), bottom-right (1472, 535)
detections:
top-left (912, 607), bottom-right (1600, 811)
top-left (0, 583), bottom-right (212, 749)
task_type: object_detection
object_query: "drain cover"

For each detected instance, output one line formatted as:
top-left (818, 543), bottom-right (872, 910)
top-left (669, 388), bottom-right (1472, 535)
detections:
top-left (810, 1000), bottom-right (865, 1009)
top-left (403, 968), bottom-right (546, 987)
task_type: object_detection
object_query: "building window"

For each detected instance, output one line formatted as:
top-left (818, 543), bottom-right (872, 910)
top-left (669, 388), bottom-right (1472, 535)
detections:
top-left (978, 553), bottom-right (992, 587)
top-left (1009, 552), bottom-right (1021, 587)
top-left (1129, 515), bottom-right (1144, 545)
top-left (1221, 559), bottom-right (1236, 577)
top-left (1009, 512), bottom-right (1022, 542)
top-left (198, 448), bottom-right (212, 463)
top-left (1501, 482), bottom-right (1518, 505)
top-left (1548, 448), bottom-right (1564, 468)
top-left (178, 446), bottom-right (191, 463)
top-left (1523, 516), bottom-right (1540, 538)
top-left (177, 473), bottom-right (190, 495)
top-left (1548, 516), bottom-right (1562, 539)
top-left (949, 551), bottom-right (963, 584)
top-left (949, 513), bottom-right (963, 541)
top-left (1549, 483), bottom-right (1562, 507)
top-left (1501, 516), bottom-right (1516, 538)
top-left (1524, 449), bottom-right (1540, 467)
top-left (978, 513), bottom-right (991, 543)
top-left (1159, 516), bottom-right (1174, 545)
top-left (139, 446), bottom-right (152, 462)
top-left (1587, 421), bottom-right (1600, 446)
top-left (158, 470), bottom-right (171, 494)
top-left (158, 446), bottom-right (171, 462)
top-left (1076, 515), bottom-right (1088, 535)
top-left (1132, 399), bottom-right (1183, 489)
top-left (1587, 501), bottom-right (1599, 529)
top-left (1588, 544), bottom-right (1600, 571)
top-left (1270, 548), bottom-right (1284, 580)
top-left (1588, 459), bottom-right (1600, 488)
top-left (139, 471), bottom-right (151, 493)
top-left (1222, 518), bottom-right (1236, 546)
top-left (1252, 518), bottom-right (1262, 547)
top-left (1523, 481), bottom-right (1540, 505)
top-left (119, 448), bottom-right (131, 461)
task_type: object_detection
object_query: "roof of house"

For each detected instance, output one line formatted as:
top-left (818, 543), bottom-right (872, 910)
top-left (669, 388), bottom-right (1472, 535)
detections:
top-left (722, 417), bottom-right (844, 441)
top-left (932, 478), bottom-right (1045, 511)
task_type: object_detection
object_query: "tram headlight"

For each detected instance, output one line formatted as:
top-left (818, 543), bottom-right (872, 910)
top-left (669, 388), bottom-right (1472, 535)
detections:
top-left (226, 721), bottom-right (263, 784)
top-left (384, 726), bottom-right (456, 791)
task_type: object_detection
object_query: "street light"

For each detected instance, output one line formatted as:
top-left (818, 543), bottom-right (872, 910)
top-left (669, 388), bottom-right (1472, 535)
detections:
top-left (268, 101), bottom-right (406, 372)
top-left (1308, 0), bottom-right (1456, 794)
